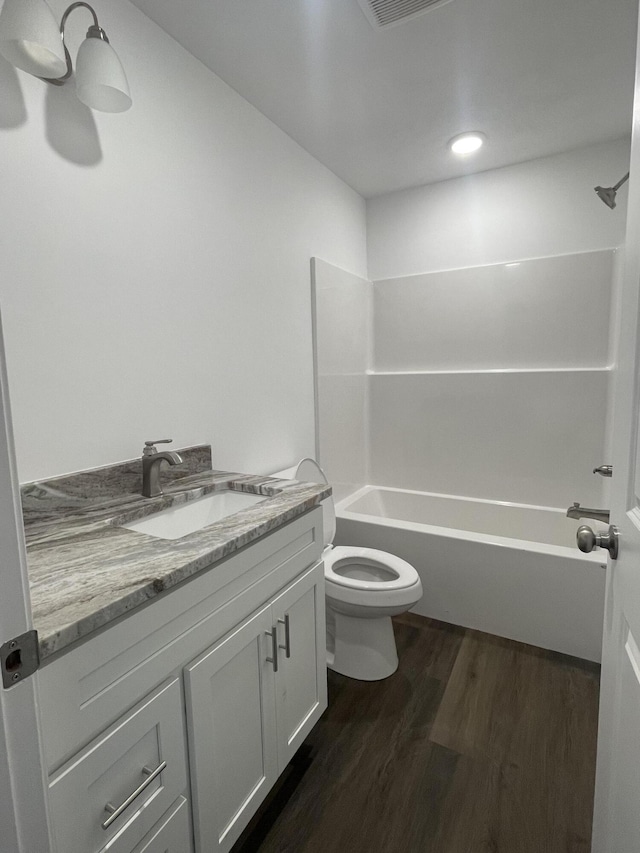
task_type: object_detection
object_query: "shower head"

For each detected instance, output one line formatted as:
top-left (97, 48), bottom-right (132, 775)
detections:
top-left (594, 172), bottom-right (630, 209)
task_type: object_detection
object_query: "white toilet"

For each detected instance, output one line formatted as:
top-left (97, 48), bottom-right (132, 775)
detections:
top-left (295, 459), bottom-right (423, 681)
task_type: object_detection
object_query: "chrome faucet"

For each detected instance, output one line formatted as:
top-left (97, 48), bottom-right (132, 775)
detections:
top-left (141, 439), bottom-right (183, 498)
top-left (566, 502), bottom-right (610, 524)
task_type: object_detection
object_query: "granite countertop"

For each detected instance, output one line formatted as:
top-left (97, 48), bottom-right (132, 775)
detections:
top-left (22, 446), bottom-right (330, 662)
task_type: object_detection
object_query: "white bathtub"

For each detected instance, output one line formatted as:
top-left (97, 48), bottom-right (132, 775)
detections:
top-left (335, 486), bottom-right (606, 662)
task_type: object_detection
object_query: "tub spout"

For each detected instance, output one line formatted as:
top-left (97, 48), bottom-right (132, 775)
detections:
top-left (566, 502), bottom-right (610, 524)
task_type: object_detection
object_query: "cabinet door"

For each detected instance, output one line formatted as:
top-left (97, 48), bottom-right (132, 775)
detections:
top-left (131, 797), bottom-right (192, 853)
top-left (184, 604), bottom-right (278, 853)
top-left (272, 561), bottom-right (327, 769)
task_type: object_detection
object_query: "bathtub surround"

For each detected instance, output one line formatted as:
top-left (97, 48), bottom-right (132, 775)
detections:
top-left (311, 258), bottom-right (371, 501)
top-left (21, 446), bottom-right (330, 659)
top-left (314, 250), bottom-right (613, 509)
top-left (0, 0), bottom-right (367, 484)
top-left (369, 250), bottom-right (613, 508)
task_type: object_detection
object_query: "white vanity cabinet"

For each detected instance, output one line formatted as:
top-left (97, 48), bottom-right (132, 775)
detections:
top-left (38, 508), bottom-right (325, 853)
top-left (185, 561), bottom-right (326, 853)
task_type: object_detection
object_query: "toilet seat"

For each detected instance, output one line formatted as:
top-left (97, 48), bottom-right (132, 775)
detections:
top-left (323, 545), bottom-right (422, 610)
top-left (324, 545), bottom-right (419, 591)
top-left (324, 545), bottom-right (422, 610)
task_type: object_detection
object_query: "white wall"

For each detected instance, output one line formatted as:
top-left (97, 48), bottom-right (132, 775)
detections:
top-left (312, 259), bottom-right (370, 501)
top-left (0, 0), bottom-right (367, 482)
top-left (367, 139), bottom-right (630, 280)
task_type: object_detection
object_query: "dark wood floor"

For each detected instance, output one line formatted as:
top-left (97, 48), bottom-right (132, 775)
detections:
top-left (235, 614), bottom-right (600, 853)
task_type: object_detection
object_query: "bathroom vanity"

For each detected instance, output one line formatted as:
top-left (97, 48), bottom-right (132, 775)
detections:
top-left (21, 447), bottom-right (328, 853)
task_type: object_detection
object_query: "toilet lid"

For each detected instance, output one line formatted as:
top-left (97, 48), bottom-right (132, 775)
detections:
top-left (295, 458), bottom-right (336, 547)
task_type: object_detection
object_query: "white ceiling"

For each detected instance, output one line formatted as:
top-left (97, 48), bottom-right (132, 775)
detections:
top-left (130, 0), bottom-right (638, 198)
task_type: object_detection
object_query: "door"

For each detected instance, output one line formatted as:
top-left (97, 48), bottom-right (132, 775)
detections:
top-left (272, 561), bottom-right (327, 769)
top-left (592, 11), bottom-right (640, 850)
top-left (184, 604), bottom-right (278, 853)
top-left (0, 312), bottom-right (52, 853)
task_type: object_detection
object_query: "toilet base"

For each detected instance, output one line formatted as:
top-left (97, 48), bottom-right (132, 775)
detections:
top-left (327, 609), bottom-right (399, 681)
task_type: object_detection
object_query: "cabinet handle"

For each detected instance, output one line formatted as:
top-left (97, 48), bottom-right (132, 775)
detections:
top-left (101, 761), bottom-right (167, 830)
top-left (278, 614), bottom-right (291, 658)
top-left (265, 628), bottom-right (278, 672)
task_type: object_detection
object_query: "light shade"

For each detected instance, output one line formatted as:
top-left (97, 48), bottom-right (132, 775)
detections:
top-left (0, 0), bottom-right (66, 77)
top-left (75, 36), bottom-right (131, 113)
top-left (448, 132), bottom-right (486, 155)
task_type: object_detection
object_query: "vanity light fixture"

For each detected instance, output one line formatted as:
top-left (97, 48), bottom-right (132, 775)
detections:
top-left (0, 0), bottom-right (131, 112)
top-left (448, 132), bottom-right (486, 155)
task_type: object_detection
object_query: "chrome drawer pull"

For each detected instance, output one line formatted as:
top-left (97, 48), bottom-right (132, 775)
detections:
top-left (278, 614), bottom-right (291, 658)
top-left (265, 627), bottom-right (278, 672)
top-left (101, 761), bottom-right (167, 830)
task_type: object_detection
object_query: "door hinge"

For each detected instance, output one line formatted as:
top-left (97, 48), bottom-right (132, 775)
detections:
top-left (1, 630), bottom-right (39, 688)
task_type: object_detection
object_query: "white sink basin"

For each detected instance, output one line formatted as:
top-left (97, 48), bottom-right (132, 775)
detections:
top-left (121, 490), bottom-right (268, 540)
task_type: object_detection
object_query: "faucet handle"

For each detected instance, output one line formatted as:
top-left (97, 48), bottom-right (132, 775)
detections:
top-left (143, 439), bottom-right (173, 457)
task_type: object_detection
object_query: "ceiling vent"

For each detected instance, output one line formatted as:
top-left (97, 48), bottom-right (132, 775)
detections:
top-left (357, 0), bottom-right (454, 30)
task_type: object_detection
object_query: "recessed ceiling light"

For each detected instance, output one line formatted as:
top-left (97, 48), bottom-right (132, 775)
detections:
top-left (448, 132), bottom-right (486, 155)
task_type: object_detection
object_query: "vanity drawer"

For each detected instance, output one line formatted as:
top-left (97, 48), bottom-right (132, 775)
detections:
top-left (48, 678), bottom-right (188, 853)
